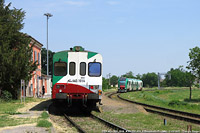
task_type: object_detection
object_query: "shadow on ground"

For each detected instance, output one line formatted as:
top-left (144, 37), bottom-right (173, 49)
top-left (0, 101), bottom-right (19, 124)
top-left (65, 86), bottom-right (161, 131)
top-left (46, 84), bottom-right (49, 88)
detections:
top-left (184, 98), bottom-right (200, 103)
top-left (48, 101), bottom-right (99, 117)
top-left (29, 99), bottom-right (52, 111)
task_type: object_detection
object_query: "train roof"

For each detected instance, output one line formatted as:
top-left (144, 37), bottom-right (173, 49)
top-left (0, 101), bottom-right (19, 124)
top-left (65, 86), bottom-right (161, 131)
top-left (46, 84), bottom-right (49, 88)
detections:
top-left (119, 77), bottom-right (142, 82)
top-left (127, 78), bottom-right (142, 81)
top-left (54, 46), bottom-right (99, 54)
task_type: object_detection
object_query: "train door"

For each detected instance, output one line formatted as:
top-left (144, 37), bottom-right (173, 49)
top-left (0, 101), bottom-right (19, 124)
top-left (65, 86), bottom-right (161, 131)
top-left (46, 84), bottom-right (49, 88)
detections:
top-left (131, 81), bottom-right (134, 91)
top-left (127, 81), bottom-right (130, 91)
top-left (68, 52), bottom-right (87, 88)
top-left (77, 52), bottom-right (87, 87)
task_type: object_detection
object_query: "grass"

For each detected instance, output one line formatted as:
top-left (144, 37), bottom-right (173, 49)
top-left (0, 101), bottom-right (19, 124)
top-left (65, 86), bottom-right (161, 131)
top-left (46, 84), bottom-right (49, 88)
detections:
top-left (37, 111), bottom-right (52, 128)
top-left (37, 120), bottom-right (52, 128)
top-left (142, 87), bottom-right (189, 91)
top-left (103, 88), bottom-right (118, 92)
top-left (0, 97), bottom-right (46, 114)
top-left (0, 101), bottom-right (24, 114)
top-left (0, 98), bottom-right (52, 128)
top-left (40, 111), bottom-right (49, 119)
top-left (0, 115), bottom-right (37, 127)
top-left (93, 111), bottom-right (200, 131)
top-left (120, 87), bottom-right (200, 114)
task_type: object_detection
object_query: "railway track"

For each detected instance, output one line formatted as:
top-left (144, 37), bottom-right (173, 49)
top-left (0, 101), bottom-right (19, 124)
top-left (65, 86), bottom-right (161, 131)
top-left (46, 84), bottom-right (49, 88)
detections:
top-left (63, 112), bottom-right (129, 133)
top-left (108, 92), bottom-right (200, 125)
top-left (49, 102), bottom-right (129, 132)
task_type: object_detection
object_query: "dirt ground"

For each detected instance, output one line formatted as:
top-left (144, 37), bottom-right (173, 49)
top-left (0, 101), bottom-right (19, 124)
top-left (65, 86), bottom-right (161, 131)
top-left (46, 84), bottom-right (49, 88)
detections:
top-left (101, 92), bottom-right (147, 114)
top-left (0, 92), bottom-right (147, 133)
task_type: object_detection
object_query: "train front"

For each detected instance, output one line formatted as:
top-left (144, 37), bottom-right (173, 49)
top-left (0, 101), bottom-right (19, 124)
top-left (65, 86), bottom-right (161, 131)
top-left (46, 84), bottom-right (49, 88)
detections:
top-left (52, 46), bottom-right (103, 108)
top-left (118, 77), bottom-right (127, 92)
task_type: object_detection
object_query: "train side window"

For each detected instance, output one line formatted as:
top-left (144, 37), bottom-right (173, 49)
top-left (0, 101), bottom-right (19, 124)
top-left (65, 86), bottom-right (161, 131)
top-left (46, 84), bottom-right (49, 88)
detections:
top-left (69, 62), bottom-right (76, 76)
top-left (80, 62), bottom-right (86, 76)
top-left (88, 62), bottom-right (101, 77)
top-left (54, 62), bottom-right (67, 76)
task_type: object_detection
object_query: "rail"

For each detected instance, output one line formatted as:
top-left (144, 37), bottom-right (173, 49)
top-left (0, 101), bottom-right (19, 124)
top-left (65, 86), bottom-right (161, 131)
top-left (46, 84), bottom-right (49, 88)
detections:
top-left (107, 92), bottom-right (200, 125)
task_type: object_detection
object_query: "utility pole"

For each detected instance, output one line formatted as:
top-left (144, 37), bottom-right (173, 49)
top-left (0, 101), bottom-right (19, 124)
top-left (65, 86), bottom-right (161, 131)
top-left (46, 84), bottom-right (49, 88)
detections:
top-left (158, 72), bottom-right (171, 89)
top-left (107, 73), bottom-right (111, 89)
top-left (44, 13), bottom-right (53, 76)
top-left (108, 73), bottom-right (111, 85)
top-left (158, 72), bottom-right (160, 89)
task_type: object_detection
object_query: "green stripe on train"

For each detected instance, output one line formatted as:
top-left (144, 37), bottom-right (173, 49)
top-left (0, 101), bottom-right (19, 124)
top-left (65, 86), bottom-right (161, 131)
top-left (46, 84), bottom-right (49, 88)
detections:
top-left (53, 51), bottom-right (68, 85)
top-left (88, 52), bottom-right (97, 59)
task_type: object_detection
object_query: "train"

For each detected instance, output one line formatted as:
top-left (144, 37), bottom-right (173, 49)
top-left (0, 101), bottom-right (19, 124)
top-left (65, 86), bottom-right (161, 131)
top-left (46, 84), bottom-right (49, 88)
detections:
top-left (52, 46), bottom-right (102, 108)
top-left (118, 77), bottom-right (143, 92)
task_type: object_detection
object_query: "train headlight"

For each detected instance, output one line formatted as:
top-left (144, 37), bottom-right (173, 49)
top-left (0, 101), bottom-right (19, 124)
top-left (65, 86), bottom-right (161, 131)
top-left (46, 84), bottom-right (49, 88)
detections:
top-left (59, 89), bottom-right (62, 93)
top-left (89, 85), bottom-right (99, 90)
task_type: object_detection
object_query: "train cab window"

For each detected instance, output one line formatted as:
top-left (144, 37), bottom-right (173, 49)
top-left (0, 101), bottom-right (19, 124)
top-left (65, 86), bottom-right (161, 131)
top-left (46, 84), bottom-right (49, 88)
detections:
top-left (88, 62), bottom-right (101, 77)
top-left (120, 77), bottom-right (126, 81)
top-left (80, 62), bottom-right (86, 76)
top-left (54, 62), bottom-right (67, 76)
top-left (69, 62), bottom-right (76, 75)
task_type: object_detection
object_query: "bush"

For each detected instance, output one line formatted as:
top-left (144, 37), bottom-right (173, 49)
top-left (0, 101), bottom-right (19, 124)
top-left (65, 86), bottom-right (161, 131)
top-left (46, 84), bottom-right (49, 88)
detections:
top-left (40, 111), bottom-right (49, 119)
top-left (1, 90), bottom-right (12, 101)
top-left (37, 120), bottom-right (52, 128)
top-left (168, 100), bottom-right (188, 107)
top-left (194, 83), bottom-right (200, 88)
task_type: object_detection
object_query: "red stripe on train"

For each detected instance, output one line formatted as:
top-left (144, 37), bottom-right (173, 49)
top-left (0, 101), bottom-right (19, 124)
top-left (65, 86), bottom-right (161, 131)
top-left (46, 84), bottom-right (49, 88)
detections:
top-left (52, 83), bottom-right (94, 99)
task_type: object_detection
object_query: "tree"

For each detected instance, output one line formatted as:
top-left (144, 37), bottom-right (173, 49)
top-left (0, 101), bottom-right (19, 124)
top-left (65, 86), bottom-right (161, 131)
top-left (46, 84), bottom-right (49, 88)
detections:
top-left (164, 66), bottom-right (195, 87)
top-left (0, 0), bottom-right (37, 99)
top-left (164, 66), bottom-right (187, 87)
top-left (187, 46), bottom-right (200, 100)
top-left (187, 46), bottom-right (200, 86)
top-left (141, 72), bottom-right (158, 87)
top-left (185, 71), bottom-right (195, 100)
top-left (136, 74), bottom-right (142, 80)
top-left (102, 77), bottom-right (110, 90)
top-left (110, 75), bottom-right (118, 86)
top-left (122, 71), bottom-right (136, 78)
top-left (41, 48), bottom-right (54, 75)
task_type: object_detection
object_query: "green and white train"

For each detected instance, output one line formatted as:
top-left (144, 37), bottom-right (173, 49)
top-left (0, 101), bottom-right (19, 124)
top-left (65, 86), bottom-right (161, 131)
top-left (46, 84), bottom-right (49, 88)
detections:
top-left (118, 77), bottom-right (143, 92)
top-left (52, 46), bottom-right (103, 107)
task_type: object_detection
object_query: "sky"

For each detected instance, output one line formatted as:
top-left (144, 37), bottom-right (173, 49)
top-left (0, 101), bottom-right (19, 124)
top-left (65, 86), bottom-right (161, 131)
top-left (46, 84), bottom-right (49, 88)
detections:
top-left (6, 0), bottom-right (200, 77)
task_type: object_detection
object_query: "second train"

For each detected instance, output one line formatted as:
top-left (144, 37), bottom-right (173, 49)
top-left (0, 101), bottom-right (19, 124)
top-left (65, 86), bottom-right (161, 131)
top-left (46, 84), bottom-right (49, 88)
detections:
top-left (118, 77), bottom-right (143, 93)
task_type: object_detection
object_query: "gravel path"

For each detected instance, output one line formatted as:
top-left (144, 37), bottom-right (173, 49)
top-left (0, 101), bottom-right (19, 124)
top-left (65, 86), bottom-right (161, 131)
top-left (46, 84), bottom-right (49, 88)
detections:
top-left (0, 124), bottom-right (55, 133)
top-left (101, 92), bottom-right (147, 114)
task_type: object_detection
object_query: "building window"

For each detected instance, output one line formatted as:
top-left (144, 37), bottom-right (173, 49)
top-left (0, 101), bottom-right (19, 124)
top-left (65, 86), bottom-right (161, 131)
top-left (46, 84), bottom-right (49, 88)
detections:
top-left (88, 62), bottom-right (101, 77)
top-left (69, 62), bottom-right (76, 76)
top-left (34, 51), bottom-right (37, 62)
top-left (54, 62), bottom-right (67, 76)
top-left (38, 53), bottom-right (40, 64)
top-left (80, 62), bottom-right (86, 76)
top-left (31, 50), bottom-right (33, 61)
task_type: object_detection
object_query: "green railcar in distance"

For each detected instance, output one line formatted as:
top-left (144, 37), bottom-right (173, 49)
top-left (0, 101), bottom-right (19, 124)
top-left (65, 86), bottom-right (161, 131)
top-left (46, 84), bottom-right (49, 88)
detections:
top-left (118, 77), bottom-right (143, 93)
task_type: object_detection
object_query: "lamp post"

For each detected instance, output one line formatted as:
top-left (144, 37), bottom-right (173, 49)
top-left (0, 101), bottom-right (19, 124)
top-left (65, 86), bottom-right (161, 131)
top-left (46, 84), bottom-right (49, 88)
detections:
top-left (44, 13), bottom-right (53, 76)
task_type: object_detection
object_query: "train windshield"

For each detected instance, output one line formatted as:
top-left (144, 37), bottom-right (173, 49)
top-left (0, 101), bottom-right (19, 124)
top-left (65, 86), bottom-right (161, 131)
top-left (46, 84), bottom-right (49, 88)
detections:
top-left (88, 62), bottom-right (101, 77)
top-left (54, 62), bottom-right (67, 76)
top-left (119, 77), bottom-right (126, 81)
top-left (119, 81), bottom-right (125, 86)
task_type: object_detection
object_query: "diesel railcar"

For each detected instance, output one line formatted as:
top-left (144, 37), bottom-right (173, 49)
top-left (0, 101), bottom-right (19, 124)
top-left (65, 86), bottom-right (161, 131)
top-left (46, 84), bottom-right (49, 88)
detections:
top-left (118, 77), bottom-right (143, 92)
top-left (52, 46), bottom-right (102, 107)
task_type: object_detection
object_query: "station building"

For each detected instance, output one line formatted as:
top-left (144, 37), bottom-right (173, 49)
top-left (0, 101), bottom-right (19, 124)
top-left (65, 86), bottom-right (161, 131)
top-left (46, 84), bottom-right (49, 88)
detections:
top-left (25, 35), bottom-right (52, 97)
